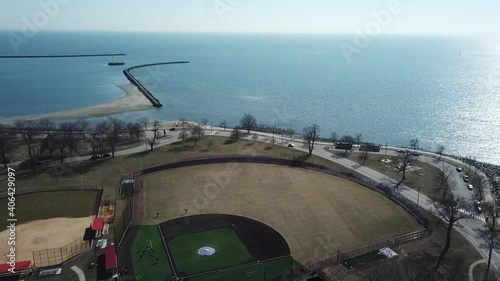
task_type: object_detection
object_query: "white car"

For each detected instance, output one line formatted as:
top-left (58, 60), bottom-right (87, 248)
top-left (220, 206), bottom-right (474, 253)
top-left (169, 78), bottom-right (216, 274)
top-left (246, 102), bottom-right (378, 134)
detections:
top-left (468, 184), bottom-right (473, 190)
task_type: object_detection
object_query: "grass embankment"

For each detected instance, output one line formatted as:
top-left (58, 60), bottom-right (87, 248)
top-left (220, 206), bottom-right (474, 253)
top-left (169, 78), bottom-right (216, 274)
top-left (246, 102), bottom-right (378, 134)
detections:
top-left (330, 150), bottom-right (444, 201)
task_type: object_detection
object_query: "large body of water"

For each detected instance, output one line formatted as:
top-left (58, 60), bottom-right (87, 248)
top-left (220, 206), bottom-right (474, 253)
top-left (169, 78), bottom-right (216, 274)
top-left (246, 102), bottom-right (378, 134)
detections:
top-left (1, 32), bottom-right (499, 164)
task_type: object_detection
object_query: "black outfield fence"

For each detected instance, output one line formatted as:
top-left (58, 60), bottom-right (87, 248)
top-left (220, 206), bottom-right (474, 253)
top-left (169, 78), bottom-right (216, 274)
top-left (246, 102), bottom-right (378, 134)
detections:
top-left (113, 196), bottom-right (133, 247)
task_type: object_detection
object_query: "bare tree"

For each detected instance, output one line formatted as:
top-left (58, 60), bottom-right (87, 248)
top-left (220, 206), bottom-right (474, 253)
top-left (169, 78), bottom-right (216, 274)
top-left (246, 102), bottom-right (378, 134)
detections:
top-left (303, 124), bottom-right (320, 156)
top-left (361, 150), bottom-right (369, 165)
top-left (410, 138), bottom-right (419, 150)
top-left (355, 133), bottom-right (363, 144)
top-left (137, 117), bottom-right (151, 132)
top-left (15, 119), bottom-right (40, 170)
top-left (252, 133), bottom-right (258, 143)
top-left (340, 135), bottom-right (355, 143)
top-left (330, 132), bottom-right (338, 146)
top-left (90, 132), bottom-right (106, 158)
top-left (287, 128), bottom-right (296, 141)
top-left (206, 139), bottom-right (214, 150)
top-left (435, 166), bottom-right (455, 200)
top-left (59, 121), bottom-right (82, 157)
top-left (219, 120), bottom-right (227, 131)
top-left (0, 124), bottom-right (15, 169)
top-left (131, 122), bottom-right (143, 140)
top-left (436, 145), bottom-right (445, 160)
top-left (95, 120), bottom-right (110, 139)
top-left (190, 125), bottom-right (205, 146)
top-left (76, 118), bottom-right (90, 138)
top-left (401, 256), bottom-right (434, 281)
top-left (480, 203), bottom-right (500, 281)
top-left (179, 117), bottom-right (187, 129)
top-left (38, 119), bottom-right (56, 160)
top-left (146, 136), bottom-right (158, 151)
top-left (433, 194), bottom-right (469, 270)
top-left (231, 127), bottom-right (242, 140)
top-left (178, 130), bottom-right (189, 142)
top-left (126, 122), bottom-right (135, 139)
top-left (357, 259), bottom-right (402, 281)
top-left (240, 114), bottom-right (257, 134)
top-left (393, 151), bottom-right (416, 186)
top-left (107, 117), bottom-right (125, 157)
top-left (146, 120), bottom-right (161, 151)
top-left (201, 118), bottom-right (209, 127)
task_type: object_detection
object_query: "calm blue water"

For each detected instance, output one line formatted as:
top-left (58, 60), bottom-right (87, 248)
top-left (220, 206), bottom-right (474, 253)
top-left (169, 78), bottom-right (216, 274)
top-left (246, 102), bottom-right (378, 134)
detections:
top-left (1, 32), bottom-right (500, 164)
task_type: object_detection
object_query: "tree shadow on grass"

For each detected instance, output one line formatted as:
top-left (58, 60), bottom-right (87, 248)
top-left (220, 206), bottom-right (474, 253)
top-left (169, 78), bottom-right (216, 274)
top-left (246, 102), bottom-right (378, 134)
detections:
top-left (224, 139), bottom-right (238, 145)
top-left (167, 144), bottom-right (194, 154)
top-left (124, 150), bottom-right (150, 159)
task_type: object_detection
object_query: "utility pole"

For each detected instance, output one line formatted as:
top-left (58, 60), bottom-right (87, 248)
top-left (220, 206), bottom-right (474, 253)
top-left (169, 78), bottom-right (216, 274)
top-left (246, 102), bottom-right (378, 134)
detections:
top-left (385, 142), bottom-right (388, 157)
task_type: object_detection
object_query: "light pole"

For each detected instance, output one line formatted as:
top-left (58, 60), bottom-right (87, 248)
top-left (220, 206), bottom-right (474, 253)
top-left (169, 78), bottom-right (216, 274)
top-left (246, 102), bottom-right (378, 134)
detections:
top-left (416, 186), bottom-right (420, 207)
top-left (385, 142), bottom-right (388, 157)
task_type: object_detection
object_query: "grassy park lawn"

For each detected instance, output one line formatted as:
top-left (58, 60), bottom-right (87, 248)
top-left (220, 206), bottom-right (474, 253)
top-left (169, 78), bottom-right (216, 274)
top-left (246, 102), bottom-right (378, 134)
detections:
top-left (329, 150), bottom-right (444, 201)
top-left (2, 136), bottom-right (357, 200)
top-left (143, 163), bottom-right (418, 263)
top-left (0, 191), bottom-right (96, 226)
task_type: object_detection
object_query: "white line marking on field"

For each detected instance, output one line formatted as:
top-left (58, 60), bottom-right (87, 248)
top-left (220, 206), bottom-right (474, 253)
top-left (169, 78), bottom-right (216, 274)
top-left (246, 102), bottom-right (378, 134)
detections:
top-left (147, 239), bottom-right (153, 248)
top-left (70, 266), bottom-right (85, 281)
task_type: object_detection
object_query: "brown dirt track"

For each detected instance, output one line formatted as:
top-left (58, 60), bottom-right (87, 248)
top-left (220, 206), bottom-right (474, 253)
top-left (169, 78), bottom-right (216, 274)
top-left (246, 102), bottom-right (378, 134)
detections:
top-left (142, 163), bottom-right (419, 263)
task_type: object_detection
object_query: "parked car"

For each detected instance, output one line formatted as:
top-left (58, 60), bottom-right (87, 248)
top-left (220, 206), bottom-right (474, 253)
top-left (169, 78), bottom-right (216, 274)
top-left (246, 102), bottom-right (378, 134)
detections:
top-left (169, 128), bottom-right (176, 131)
top-left (396, 149), bottom-right (405, 154)
top-left (476, 205), bottom-right (482, 213)
top-left (473, 200), bottom-right (481, 207)
top-left (468, 184), bottom-right (473, 190)
top-left (411, 151), bottom-right (422, 156)
top-left (90, 155), bottom-right (101, 160)
top-left (102, 153), bottom-right (112, 158)
top-left (288, 143), bottom-right (295, 147)
top-left (456, 167), bottom-right (462, 172)
top-left (463, 175), bottom-right (469, 182)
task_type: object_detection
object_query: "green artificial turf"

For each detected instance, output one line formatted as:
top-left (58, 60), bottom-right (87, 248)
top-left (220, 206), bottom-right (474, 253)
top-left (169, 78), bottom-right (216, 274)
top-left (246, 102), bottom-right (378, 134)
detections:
top-left (120, 182), bottom-right (134, 197)
top-left (168, 228), bottom-right (252, 275)
top-left (342, 250), bottom-right (386, 269)
top-left (131, 226), bottom-right (172, 281)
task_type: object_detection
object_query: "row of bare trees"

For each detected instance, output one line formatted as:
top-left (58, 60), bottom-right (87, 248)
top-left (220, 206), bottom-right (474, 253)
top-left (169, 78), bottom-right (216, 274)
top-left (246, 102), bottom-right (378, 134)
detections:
top-left (0, 117), bottom-right (164, 170)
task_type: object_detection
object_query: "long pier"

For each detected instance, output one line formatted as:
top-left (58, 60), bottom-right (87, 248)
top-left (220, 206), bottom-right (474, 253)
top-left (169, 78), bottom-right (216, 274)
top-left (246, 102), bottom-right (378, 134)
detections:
top-left (0, 53), bottom-right (126, 58)
top-left (123, 61), bottom-right (190, 107)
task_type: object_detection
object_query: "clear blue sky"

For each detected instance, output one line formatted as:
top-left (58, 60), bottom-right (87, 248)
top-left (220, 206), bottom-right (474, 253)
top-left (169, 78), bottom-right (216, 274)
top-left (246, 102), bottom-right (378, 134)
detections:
top-left (1, 0), bottom-right (499, 34)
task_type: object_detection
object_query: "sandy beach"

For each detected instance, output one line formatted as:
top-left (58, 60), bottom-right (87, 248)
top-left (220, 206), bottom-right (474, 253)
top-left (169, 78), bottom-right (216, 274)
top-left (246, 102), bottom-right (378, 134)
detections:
top-left (0, 83), bottom-right (154, 124)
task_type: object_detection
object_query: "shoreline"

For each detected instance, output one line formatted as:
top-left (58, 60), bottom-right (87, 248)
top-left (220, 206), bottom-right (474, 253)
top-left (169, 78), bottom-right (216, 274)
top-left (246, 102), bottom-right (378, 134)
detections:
top-left (0, 83), bottom-right (154, 124)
